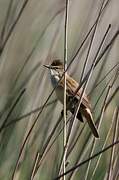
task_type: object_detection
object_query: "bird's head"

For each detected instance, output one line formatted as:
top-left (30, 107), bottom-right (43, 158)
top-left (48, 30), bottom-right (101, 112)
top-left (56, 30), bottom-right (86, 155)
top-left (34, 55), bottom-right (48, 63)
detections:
top-left (44, 59), bottom-right (63, 70)
top-left (44, 59), bottom-right (64, 78)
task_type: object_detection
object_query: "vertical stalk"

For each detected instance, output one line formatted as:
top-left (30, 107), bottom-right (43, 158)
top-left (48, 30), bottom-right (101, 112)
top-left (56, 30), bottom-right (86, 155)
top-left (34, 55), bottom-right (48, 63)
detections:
top-left (63, 0), bottom-right (69, 179)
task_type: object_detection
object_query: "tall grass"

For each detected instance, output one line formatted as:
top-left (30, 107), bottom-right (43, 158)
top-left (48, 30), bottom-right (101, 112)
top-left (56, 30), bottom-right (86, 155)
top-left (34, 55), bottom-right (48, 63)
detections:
top-left (0, 0), bottom-right (118, 180)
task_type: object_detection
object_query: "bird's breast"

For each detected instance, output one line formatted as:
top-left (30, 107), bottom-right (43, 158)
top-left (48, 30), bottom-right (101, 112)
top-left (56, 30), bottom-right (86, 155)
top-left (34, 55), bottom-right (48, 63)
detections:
top-left (51, 75), bottom-right (65, 104)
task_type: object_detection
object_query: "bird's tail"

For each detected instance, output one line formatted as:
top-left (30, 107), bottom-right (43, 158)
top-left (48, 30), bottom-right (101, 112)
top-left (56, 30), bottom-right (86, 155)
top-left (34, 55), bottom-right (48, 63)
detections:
top-left (82, 108), bottom-right (99, 138)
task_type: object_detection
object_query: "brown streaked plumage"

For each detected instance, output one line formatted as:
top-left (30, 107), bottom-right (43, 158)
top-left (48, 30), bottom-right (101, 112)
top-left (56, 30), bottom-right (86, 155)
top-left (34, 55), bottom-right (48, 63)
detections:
top-left (44, 59), bottom-right (99, 138)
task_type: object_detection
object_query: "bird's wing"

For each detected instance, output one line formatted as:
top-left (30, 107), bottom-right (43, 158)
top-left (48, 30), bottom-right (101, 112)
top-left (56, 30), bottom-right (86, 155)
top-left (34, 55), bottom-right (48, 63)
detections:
top-left (60, 75), bottom-right (91, 110)
top-left (59, 75), bottom-right (99, 138)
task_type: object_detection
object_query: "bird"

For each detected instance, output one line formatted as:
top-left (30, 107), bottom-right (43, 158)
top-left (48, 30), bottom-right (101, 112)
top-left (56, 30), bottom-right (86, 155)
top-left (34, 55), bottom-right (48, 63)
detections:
top-left (44, 59), bottom-right (99, 138)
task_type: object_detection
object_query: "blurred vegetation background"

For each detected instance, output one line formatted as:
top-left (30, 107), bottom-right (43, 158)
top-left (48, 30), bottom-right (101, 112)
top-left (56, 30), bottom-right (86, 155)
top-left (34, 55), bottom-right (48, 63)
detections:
top-left (0, 0), bottom-right (118, 179)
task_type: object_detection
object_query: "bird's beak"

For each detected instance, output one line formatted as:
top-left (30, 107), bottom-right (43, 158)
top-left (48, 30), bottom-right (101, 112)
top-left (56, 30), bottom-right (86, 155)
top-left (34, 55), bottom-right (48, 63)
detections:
top-left (43, 64), bottom-right (56, 69)
top-left (43, 64), bottom-right (51, 69)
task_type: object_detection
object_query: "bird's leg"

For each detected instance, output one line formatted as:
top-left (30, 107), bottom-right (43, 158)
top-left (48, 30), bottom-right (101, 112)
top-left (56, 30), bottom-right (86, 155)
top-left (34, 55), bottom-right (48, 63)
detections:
top-left (67, 96), bottom-right (84, 122)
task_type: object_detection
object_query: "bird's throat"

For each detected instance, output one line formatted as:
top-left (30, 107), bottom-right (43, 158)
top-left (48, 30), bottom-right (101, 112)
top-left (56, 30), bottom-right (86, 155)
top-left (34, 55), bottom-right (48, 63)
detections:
top-left (50, 69), bottom-right (61, 87)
